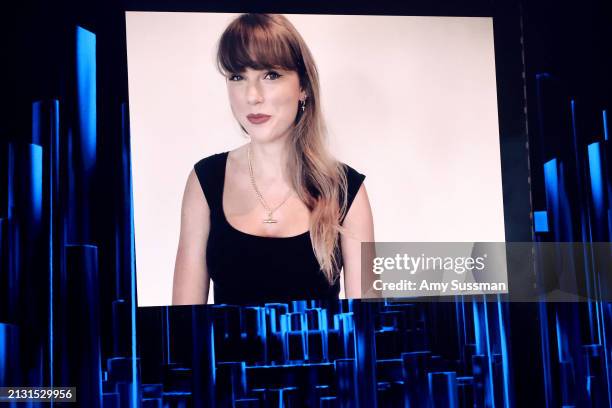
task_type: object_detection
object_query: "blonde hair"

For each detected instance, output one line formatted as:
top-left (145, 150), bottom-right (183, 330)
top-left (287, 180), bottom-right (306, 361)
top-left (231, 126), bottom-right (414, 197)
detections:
top-left (216, 14), bottom-right (348, 284)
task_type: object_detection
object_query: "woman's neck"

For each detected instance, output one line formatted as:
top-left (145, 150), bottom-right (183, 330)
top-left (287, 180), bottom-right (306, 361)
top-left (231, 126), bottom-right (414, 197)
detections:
top-left (248, 138), bottom-right (292, 184)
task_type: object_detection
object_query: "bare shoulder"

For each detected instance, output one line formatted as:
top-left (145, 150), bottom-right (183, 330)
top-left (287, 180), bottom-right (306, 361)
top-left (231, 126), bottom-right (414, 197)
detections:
top-left (173, 167), bottom-right (211, 305)
top-left (183, 167), bottom-right (209, 212)
top-left (340, 182), bottom-right (374, 299)
top-left (343, 183), bottom-right (373, 228)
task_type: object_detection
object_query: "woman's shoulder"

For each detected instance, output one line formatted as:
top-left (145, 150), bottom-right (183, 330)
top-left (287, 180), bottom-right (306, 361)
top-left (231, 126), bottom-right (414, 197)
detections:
top-left (194, 151), bottom-right (229, 173)
top-left (338, 161), bottom-right (366, 219)
top-left (339, 162), bottom-right (366, 195)
top-left (192, 152), bottom-right (230, 204)
top-left (195, 146), bottom-right (247, 173)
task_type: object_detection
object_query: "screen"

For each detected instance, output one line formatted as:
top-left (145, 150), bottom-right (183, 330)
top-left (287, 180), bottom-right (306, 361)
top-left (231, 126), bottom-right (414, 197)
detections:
top-left (126, 12), bottom-right (506, 306)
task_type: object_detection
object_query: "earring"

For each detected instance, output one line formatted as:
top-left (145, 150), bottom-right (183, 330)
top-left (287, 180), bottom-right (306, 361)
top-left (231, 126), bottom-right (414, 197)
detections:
top-left (300, 99), bottom-right (306, 112)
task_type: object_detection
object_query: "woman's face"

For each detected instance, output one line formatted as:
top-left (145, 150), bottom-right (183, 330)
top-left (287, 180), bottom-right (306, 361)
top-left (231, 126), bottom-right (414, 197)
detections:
top-left (226, 67), bottom-right (305, 143)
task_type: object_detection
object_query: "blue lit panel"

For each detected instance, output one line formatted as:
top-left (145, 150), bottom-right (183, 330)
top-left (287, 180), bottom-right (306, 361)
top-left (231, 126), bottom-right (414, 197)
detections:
top-left (544, 159), bottom-right (559, 214)
top-left (534, 211), bottom-right (549, 233)
top-left (587, 142), bottom-right (604, 218)
top-left (32, 146), bottom-right (43, 223)
top-left (604, 110), bottom-right (609, 141)
top-left (0, 323), bottom-right (20, 387)
top-left (76, 26), bottom-right (97, 171)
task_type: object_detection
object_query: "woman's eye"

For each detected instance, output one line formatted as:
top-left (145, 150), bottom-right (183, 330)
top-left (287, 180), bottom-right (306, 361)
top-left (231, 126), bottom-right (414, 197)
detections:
top-left (228, 71), bottom-right (281, 81)
top-left (264, 71), bottom-right (282, 80)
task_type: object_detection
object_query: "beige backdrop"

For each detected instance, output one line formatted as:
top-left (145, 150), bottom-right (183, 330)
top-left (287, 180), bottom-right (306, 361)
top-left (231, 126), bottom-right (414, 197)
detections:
top-left (126, 12), bottom-right (506, 306)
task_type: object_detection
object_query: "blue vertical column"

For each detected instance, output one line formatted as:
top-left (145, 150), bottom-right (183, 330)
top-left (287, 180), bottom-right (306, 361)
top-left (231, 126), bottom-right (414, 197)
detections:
top-left (543, 159), bottom-right (564, 240)
top-left (587, 116), bottom-right (612, 405)
top-left (333, 312), bottom-right (354, 359)
top-left (105, 101), bottom-right (135, 383)
top-left (64, 245), bottom-right (102, 407)
top-left (283, 312), bottom-right (308, 362)
top-left (471, 301), bottom-right (495, 407)
top-left (472, 354), bottom-right (492, 408)
top-left (477, 299), bottom-right (512, 408)
top-left (66, 26), bottom-right (96, 244)
top-left (32, 99), bottom-right (61, 391)
top-left (0, 323), bottom-right (21, 391)
top-left (216, 362), bottom-right (246, 407)
top-left (265, 303), bottom-right (289, 364)
top-left (191, 306), bottom-right (215, 407)
top-left (428, 372), bottom-right (458, 408)
top-left (116, 102), bottom-right (133, 300)
top-left (105, 356), bottom-right (142, 407)
top-left (243, 306), bottom-right (267, 363)
top-left (122, 96), bottom-right (141, 407)
top-left (543, 159), bottom-right (579, 291)
top-left (111, 299), bottom-right (131, 356)
top-left (570, 101), bottom-right (595, 255)
top-left (7, 144), bottom-right (43, 320)
top-left (605, 303), bottom-right (612, 405)
top-left (546, 155), bottom-right (598, 406)
top-left (353, 300), bottom-right (377, 408)
top-left (335, 358), bottom-right (356, 408)
top-left (537, 160), bottom-right (559, 408)
top-left (569, 105), bottom-right (608, 405)
top-left (494, 299), bottom-right (512, 408)
top-left (569, 102), bottom-right (599, 344)
top-left (0, 218), bottom-right (6, 322)
top-left (604, 110), bottom-right (612, 240)
top-left (305, 307), bottom-right (328, 363)
top-left (586, 143), bottom-right (607, 241)
top-left (543, 155), bottom-right (591, 384)
top-left (55, 25), bottom-right (102, 407)
top-left (401, 351), bottom-right (430, 407)
top-left (211, 305), bottom-right (243, 363)
top-left (587, 141), bottom-right (610, 300)
top-left (583, 344), bottom-right (609, 405)
top-left (7, 143), bottom-right (44, 391)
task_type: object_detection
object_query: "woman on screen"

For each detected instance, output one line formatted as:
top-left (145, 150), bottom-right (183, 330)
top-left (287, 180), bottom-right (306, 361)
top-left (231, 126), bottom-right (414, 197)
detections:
top-left (172, 13), bottom-right (374, 305)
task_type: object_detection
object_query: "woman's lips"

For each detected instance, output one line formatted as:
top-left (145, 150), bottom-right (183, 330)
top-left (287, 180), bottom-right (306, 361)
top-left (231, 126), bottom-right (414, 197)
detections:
top-left (247, 114), bottom-right (271, 124)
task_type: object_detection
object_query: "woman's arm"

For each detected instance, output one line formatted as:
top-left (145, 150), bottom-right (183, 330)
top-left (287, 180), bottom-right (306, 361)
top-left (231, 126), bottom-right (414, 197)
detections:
top-left (341, 183), bottom-right (376, 299)
top-left (172, 168), bottom-right (210, 305)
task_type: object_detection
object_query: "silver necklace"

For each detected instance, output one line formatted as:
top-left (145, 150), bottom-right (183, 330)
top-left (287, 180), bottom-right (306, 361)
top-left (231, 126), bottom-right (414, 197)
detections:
top-left (247, 144), bottom-right (293, 224)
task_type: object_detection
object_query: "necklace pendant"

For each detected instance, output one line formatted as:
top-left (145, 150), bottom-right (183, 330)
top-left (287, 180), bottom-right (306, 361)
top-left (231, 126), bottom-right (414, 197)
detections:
top-left (263, 213), bottom-right (277, 224)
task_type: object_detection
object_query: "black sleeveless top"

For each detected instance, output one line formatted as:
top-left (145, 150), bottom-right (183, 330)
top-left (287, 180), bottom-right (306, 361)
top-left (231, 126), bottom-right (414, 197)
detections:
top-left (194, 152), bottom-right (365, 305)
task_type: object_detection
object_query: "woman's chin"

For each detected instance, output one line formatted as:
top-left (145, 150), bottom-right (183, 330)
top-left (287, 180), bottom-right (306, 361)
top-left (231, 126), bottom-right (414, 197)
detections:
top-left (248, 131), bottom-right (291, 145)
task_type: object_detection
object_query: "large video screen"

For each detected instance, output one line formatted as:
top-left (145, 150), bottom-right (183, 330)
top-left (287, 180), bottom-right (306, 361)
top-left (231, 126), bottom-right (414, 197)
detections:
top-left (126, 12), bottom-right (507, 306)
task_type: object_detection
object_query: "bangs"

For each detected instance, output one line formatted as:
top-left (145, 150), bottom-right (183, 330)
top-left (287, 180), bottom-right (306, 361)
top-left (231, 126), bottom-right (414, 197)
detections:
top-left (217, 14), bottom-right (303, 75)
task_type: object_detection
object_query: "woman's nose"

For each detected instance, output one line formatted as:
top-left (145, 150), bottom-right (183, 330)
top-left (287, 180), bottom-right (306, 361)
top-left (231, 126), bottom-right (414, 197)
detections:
top-left (246, 81), bottom-right (264, 105)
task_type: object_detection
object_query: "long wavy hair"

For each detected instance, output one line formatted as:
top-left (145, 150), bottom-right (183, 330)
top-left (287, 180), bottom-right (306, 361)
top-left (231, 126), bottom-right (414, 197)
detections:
top-left (216, 13), bottom-right (348, 284)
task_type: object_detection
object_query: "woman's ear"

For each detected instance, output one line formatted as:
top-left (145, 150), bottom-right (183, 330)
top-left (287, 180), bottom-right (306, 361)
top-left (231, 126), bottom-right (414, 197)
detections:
top-left (298, 83), bottom-right (306, 99)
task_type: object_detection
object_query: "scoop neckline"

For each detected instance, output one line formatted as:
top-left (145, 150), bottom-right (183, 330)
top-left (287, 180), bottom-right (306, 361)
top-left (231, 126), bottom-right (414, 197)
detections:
top-left (219, 151), bottom-right (311, 240)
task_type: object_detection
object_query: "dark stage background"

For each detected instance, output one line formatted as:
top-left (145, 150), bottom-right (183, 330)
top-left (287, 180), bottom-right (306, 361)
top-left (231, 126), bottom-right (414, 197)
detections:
top-left (1, 0), bottom-right (611, 407)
